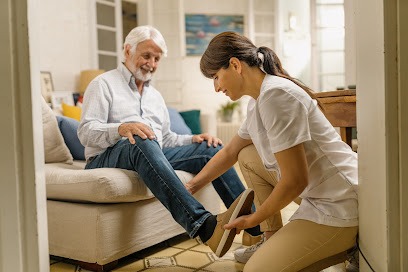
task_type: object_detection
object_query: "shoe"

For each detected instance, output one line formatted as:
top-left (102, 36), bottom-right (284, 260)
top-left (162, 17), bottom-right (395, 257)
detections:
top-left (206, 188), bottom-right (254, 257)
top-left (346, 244), bottom-right (359, 272)
top-left (242, 231), bottom-right (263, 246)
top-left (234, 233), bottom-right (266, 263)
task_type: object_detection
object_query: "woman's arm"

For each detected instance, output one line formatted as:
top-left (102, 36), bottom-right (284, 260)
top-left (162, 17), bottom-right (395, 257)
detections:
top-left (185, 134), bottom-right (253, 194)
top-left (224, 143), bottom-right (308, 232)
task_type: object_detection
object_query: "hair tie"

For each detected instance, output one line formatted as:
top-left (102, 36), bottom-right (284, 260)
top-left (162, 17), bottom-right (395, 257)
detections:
top-left (257, 52), bottom-right (266, 73)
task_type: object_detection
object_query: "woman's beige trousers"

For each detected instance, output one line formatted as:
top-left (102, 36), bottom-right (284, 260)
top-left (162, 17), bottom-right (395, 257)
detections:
top-left (238, 145), bottom-right (358, 272)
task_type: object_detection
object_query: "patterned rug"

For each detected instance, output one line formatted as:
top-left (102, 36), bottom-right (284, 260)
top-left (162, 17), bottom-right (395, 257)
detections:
top-left (50, 233), bottom-right (246, 272)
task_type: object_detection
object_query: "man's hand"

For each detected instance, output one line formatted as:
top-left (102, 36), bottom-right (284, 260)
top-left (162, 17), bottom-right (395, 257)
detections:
top-left (118, 122), bottom-right (156, 144)
top-left (192, 133), bottom-right (223, 147)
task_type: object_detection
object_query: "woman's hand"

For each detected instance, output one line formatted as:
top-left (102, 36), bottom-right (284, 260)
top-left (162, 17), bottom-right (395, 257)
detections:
top-left (186, 136), bottom-right (252, 195)
top-left (223, 214), bottom-right (256, 234)
top-left (192, 133), bottom-right (223, 147)
top-left (184, 178), bottom-right (209, 194)
top-left (184, 182), bottom-right (195, 194)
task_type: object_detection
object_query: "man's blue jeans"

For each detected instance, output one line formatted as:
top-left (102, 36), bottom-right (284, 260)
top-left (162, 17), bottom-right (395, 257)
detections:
top-left (85, 136), bottom-right (246, 238)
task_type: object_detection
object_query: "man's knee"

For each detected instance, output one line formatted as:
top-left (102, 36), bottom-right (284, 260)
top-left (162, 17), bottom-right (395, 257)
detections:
top-left (197, 141), bottom-right (222, 157)
top-left (129, 136), bottom-right (161, 153)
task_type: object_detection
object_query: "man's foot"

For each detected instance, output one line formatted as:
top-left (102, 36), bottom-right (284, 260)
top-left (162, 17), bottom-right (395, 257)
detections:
top-left (206, 188), bottom-right (254, 257)
top-left (234, 233), bottom-right (266, 263)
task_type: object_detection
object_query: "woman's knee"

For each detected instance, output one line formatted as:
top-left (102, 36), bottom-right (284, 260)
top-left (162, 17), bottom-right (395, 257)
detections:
top-left (244, 258), bottom-right (266, 272)
top-left (238, 144), bottom-right (259, 166)
top-left (244, 253), bottom-right (284, 272)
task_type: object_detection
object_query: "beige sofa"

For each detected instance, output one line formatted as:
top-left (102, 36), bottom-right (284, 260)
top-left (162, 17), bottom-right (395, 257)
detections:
top-left (41, 99), bottom-right (221, 271)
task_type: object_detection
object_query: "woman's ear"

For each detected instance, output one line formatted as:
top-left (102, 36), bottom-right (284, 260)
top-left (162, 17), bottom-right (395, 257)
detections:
top-left (229, 57), bottom-right (242, 73)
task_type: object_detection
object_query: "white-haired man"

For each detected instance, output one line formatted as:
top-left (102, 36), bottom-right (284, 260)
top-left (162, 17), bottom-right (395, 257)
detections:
top-left (78, 25), bottom-right (260, 257)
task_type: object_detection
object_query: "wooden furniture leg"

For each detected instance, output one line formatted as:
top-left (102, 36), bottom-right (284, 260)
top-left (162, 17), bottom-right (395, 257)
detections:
top-left (77, 260), bottom-right (119, 272)
top-left (340, 127), bottom-right (353, 148)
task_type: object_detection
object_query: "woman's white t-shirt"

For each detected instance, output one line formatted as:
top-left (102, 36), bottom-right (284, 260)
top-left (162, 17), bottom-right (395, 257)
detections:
top-left (238, 75), bottom-right (358, 227)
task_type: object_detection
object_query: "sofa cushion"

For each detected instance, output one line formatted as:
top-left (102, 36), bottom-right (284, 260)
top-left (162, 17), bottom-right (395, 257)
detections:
top-left (179, 110), bottom-right (202, 134)
top-left (62, 102), bottom-right (82, 121)
top-left (56, 116), bottom-right (85, 160)
top-left (167, 107), bottom-right (192, 135)
top-left (45, 161), bottom-right (195, 203)
top-left (41, 97), bottom-right (73, 164)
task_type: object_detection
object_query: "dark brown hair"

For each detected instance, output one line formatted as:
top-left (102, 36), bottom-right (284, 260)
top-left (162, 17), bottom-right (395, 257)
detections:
top-left (200, 31), bottom-right (319, 104)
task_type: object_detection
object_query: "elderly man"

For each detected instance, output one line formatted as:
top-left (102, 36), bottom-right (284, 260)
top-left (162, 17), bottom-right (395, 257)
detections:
top-left (78, 25), bottom-right (258, 257)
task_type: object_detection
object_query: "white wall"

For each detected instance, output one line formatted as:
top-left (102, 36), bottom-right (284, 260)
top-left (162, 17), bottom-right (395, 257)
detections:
top-left (1, 0), bottom-right (49, 271)
top-left (37, 0), bottom-right (249, 118)
top-left (37, 0), bottom-right (277, 120)
top-left (180, 0), bottom-right (311, 116)
top-left (356, 0), bottom-right (387, 270)
top-left (39, 0), bottom-right (94, 93)
top-left (356, 0), bottom-right (408, 270)
top-left (180, 0), bottom-right (249, 117)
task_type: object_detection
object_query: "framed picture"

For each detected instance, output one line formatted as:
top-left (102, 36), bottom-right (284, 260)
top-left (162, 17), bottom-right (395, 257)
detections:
top-left (185, 14), bottom-right (244, 56)
top-left (40, 71), bottom-right (54, 103)
top-left (51, 91), bottom-right (75, 109)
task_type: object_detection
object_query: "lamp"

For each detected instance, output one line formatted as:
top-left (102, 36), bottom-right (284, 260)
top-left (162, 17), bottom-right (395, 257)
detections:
top-left (78, 69), bottom-right (105, 95)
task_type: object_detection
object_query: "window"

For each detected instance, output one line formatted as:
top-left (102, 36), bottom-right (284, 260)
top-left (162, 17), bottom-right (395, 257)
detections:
top-left (93, 0), bottom-right (138, 71)
top-left (95, 0), bottom-right (121, 71)
top-left (251, 0), bottom-right (278, 49)
top-left (311, 0), bottom-right (345, 91)
top-left (122, 1), bottom-right (138, 42)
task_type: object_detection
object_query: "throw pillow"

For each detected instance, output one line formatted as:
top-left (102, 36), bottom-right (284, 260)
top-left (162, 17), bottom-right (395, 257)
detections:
top-left (62, 103), bottom-right (82, 121)
top-left (41, 97), bottom-right (73, 164)
top-left (167, 107), bottom-right (192, 135)
top-left (56, 116), bottom-right (85, 160)
top-left (179, 110), bottom-right (202, 134)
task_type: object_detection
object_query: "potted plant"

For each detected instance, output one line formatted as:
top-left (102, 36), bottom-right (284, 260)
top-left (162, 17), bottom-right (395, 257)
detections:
top-left (219, 101), bottom-right (240, 122)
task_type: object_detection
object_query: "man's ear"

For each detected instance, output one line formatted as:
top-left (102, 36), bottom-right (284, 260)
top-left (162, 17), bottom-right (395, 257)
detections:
top-left (124, 44), bottom-right (132, 58)
top-left (229, 57), bottom-right (242, 73)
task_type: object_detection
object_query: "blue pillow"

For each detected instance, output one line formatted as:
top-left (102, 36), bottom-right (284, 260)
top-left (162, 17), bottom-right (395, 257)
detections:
top-left (56, 116), bottom-right (85, 160)
top-left (167, 107), bottom-right (192, 135)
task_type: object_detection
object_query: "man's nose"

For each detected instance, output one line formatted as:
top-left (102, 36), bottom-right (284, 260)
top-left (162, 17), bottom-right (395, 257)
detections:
top-left (147, 58), bottom-right (157, 69)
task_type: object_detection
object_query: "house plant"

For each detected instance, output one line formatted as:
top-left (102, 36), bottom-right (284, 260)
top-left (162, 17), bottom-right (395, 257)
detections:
top-left (219, 101), bottom-right (240, 122)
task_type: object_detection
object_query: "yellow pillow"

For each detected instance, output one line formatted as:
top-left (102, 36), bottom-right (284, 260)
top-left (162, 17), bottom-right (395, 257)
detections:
top-left (62, 103), bottom-right (82, 121)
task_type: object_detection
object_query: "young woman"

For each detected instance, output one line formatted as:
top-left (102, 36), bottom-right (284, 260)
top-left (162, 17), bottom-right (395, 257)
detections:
top-left (185, 32), bottom-right (358, 271)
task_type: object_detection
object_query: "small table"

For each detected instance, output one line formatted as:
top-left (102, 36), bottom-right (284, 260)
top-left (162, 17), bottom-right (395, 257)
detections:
top-left (314, 90), bottom-right (356, 147)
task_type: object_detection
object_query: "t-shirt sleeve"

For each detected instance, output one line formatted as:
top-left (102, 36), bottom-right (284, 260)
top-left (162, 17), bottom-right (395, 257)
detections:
top-left (237, 117), bottom-right (251, 140)
top-left (259, 88), bottom-right (311, 153)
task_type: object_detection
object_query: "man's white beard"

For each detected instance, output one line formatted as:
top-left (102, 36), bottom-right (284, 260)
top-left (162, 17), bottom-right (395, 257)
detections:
top-left (134, 66), bottom-right (153, 82)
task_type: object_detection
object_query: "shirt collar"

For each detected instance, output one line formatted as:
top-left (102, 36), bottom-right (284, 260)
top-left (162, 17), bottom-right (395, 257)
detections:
top-left (118, 63), bottom-right (150, 92)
